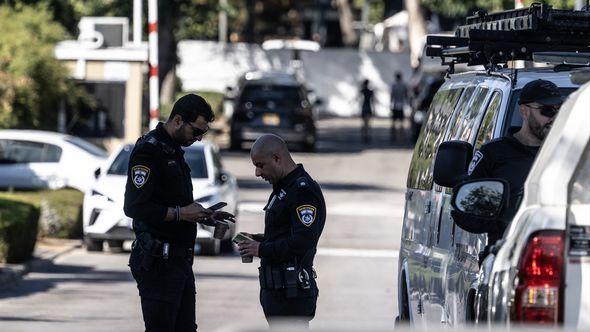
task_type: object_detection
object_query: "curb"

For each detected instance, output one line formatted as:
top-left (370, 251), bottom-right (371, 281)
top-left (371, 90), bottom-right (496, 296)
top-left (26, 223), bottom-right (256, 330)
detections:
top-left (0, 239), bottom-right (82, 291)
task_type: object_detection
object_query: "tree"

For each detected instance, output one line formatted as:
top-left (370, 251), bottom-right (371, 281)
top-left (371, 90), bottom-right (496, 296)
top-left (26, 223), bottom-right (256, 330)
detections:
top-left (0, 4), bottom-right (82, 130)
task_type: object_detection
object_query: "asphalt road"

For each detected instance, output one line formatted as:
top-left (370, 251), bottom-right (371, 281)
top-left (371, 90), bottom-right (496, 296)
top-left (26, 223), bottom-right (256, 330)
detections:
top-left (0, 117), bottom-right (414, 331)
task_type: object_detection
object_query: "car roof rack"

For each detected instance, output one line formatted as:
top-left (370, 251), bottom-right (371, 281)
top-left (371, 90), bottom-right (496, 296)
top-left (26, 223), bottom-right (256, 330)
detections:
top-left (426, 3), bottom-right (590, 72)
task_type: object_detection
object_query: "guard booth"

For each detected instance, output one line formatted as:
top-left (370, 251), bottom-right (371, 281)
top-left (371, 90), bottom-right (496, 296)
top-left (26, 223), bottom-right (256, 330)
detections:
top-left (54, 17), bottom-right (148, 151)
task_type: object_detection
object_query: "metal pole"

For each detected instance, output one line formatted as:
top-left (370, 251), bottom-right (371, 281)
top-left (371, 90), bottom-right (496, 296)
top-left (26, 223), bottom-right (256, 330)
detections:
top-left (219, 0), bottom-right (228, 43)
top-left (133, 0), bottom-right (142, 45)
top-left (148, 0), bottom-right (159, 130)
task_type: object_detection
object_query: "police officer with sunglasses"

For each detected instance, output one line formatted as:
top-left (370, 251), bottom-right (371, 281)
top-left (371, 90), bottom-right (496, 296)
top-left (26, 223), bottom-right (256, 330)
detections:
top-left (454, 79), bottom-right (563, 263)
top-left (124, 94), bottom-right (234, 331)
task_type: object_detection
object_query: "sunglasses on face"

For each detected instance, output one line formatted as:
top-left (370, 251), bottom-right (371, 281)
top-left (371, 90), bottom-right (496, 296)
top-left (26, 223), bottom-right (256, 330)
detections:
top-left (184, 122), bottom-right (208, 137)
top-left (527, 104), bottom-right (560, 118)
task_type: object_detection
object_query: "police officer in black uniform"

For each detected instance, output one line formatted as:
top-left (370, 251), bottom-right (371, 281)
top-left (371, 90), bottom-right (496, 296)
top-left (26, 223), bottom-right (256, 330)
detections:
top-left (454, 79), bottom-right (563, 260)
top-left (237, 134), bottom-right (326, 328)
top-left (124, 94), bottom-right (234, 332)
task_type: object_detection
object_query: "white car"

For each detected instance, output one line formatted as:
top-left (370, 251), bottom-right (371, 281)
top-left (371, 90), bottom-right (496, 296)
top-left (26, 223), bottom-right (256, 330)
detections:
top-left (83, 141), bottom-right (239, 255)
top-left (0, 130), bottom-right (107, 192)
top-left (461, 70), bottom-right (590, 328)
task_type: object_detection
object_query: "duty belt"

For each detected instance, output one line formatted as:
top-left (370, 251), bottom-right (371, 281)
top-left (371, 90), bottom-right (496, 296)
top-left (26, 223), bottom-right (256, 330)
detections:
top-left (258, 265), bottom-right (317, 290)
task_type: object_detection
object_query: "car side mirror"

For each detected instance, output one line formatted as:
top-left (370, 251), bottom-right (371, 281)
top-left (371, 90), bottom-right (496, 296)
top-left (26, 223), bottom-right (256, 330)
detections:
top-left (451, 179), bottom-right (509, 219)
top-left (94, 167), bottom-right (101, 179)
top-left (218, 171), bottom-right (229, 184)
top-left (433, 140), bottom-right (473, 187)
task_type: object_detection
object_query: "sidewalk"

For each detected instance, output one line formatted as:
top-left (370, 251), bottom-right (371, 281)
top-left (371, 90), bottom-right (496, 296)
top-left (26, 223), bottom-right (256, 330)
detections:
top-left (0, 238), bottom-right (81, 290)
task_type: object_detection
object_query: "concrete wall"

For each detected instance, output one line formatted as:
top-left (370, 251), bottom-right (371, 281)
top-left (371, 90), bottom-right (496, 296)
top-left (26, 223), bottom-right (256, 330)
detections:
top-left (177, 41), bottom-right (412, 117)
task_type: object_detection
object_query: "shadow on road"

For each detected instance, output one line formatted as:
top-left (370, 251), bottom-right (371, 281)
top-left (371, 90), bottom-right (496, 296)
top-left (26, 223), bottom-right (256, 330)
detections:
top-left (0, 259), bottom-right (133, 300)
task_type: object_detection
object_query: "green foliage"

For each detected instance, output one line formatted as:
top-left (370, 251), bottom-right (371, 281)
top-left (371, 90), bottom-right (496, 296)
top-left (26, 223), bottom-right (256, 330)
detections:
top-left (420, 0), bottom-right (576, 18)
top-left (0, 4), bottom-right (79, 130)
top-left (0, 197), bottom-right (40, 263)
top-left (160, 91), bottom-right (224, 121)
top-left (0, 189), bottom-right (84, 239)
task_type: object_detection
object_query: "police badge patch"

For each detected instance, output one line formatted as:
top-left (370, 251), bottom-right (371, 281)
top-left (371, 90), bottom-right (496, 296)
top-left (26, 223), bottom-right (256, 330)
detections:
top-left (296, 205), bottom-right (316, 227)
top-left (131, 165), bottom-right (150, 188)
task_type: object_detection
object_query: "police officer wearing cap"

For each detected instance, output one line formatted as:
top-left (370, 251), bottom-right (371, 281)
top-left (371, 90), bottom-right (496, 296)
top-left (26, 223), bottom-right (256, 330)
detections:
top-left (124, 94), bottom-right (234, 332)
top-left (238, 134), bottom-right (326, 328)
top-left (453, 79), bottom-right (563, 261)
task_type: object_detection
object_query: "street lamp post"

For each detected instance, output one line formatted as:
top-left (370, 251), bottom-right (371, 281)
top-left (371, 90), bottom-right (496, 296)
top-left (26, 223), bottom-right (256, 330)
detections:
top-left (148, 0), bottom-right (159, 130)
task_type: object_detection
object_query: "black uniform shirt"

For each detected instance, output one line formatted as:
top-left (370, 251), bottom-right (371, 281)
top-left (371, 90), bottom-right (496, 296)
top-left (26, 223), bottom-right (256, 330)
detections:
top-left (123, 123), bottom-right (196, 246)
top-left (256, 164), bottom-right (326, 268)
top-left (466, 130), bottom-right (539, 241)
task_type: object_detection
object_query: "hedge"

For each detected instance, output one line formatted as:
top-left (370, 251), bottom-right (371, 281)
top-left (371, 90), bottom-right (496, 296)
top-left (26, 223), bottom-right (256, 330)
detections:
top-left (0, 189), bottom-right (83, 239)
top-left (0, 197), bottom-right (40, 263)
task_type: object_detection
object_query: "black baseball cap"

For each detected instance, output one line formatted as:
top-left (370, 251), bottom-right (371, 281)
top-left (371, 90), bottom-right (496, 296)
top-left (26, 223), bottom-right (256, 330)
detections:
top-left (518, 79), bottom-right (564, 106)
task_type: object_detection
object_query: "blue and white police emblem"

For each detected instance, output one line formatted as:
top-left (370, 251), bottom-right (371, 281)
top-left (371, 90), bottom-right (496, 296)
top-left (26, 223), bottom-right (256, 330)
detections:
top-left (131, 165), bottom-right (150, 188)
top-left (468, 151), bottom-right (484, 176)
top-left (296, 205), bottom-right (316, 227)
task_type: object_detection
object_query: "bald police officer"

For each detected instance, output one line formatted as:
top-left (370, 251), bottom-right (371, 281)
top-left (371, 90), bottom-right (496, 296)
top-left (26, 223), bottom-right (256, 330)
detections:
top-left (238, 134), bottom-right (326, 328)
top-left (125, 94), bottom-right (234, 332)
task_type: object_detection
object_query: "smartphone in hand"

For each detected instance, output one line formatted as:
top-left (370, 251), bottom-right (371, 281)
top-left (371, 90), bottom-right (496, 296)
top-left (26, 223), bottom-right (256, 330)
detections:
top-left (208, 202), bottom-right (227, 211)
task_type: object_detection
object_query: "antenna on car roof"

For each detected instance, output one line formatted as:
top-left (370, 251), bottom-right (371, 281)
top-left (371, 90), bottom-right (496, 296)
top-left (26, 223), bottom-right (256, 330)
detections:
top-left (426, 4), bottom-right (590, 71)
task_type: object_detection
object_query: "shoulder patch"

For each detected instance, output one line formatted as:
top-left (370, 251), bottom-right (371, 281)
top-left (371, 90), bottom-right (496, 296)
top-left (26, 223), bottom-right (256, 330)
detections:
top-left (296, 205), bottom-right (316, 227)
top-left (296, 177), bottom-right (309, 188)
top-left (131, 165), bottom-right (151, 188)
top-left (468, 150), bottom-right (484, 175)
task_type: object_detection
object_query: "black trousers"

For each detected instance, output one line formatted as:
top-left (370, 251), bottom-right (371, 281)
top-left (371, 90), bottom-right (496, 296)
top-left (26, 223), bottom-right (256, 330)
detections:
top-left (259, 286), bottom-right (318, 328)
top-left (129, 245), bottom-right (197, 332)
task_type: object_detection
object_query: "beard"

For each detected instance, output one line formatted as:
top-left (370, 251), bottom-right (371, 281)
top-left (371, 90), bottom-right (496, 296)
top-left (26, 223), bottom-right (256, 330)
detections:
top-left (528, 115), bottom-right (551, 141)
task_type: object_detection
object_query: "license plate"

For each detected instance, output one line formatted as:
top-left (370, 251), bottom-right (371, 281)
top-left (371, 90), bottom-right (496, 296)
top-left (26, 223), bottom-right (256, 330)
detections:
top-left (262, 113), bottom-right (280, 126)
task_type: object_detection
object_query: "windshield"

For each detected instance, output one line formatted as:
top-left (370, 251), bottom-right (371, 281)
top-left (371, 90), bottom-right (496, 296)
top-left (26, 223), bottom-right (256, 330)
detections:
top-left (239, 85), bottom-right (302, 107)
top-left (64, 136), bottom-right (108, 158)
top-left (107, 145), bottom-right (208, 179)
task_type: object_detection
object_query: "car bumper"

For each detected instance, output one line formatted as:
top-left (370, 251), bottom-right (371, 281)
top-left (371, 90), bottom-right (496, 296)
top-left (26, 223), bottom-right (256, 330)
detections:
top-left (238, 127), bottom-right (314, 144)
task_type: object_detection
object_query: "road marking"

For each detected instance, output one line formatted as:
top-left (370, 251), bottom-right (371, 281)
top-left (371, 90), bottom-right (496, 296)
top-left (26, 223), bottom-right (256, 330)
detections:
top-left (317, 247), bottom-right (399, 258)
top-left (239, 201), bottom-right (404, 217)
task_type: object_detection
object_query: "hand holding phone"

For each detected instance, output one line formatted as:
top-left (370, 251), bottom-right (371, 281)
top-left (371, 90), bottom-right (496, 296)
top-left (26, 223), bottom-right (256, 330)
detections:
top-left (207, 202), bottom-right (227, 211)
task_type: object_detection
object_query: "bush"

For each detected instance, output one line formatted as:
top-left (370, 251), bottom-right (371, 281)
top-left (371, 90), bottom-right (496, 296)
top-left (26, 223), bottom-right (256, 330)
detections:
top-left (0, 198), bottom-right (40, 263)
top-left (0, 189), bottom-right (83, 239)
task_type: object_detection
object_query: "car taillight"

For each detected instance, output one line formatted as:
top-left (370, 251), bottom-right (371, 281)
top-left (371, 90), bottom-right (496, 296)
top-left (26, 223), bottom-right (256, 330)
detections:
top-left (513, 230), bottom-right (565, 325)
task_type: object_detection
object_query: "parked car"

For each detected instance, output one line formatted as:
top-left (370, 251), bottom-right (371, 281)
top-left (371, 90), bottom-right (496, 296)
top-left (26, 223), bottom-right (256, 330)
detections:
top-left (459, 68), bottom-right (590, 329)
top-left (228, 70), bottom-right (319, 151)
top-left (0, 130), bottom-right (107, 192)
top-left (396, 5), bottom-right (588, 327)
top-left (83, 141), bottom-right (239, 255)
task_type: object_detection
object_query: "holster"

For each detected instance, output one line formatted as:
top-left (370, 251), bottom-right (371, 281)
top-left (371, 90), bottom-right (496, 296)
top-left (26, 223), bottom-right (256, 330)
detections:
top-left (136, 232), bottom-right (163, 271)
top-left (258, 264), bottom-right (316, 298)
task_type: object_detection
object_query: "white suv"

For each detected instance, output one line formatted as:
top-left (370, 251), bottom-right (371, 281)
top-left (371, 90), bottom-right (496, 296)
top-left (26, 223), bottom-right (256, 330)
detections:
top-left (83, 141), bottom-right (239, 255)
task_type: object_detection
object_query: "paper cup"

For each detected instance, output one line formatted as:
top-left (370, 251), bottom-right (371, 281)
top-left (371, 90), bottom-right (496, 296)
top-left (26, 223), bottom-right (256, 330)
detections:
top-left (241, 255), bottom-right (253, 263)
top-left (213, 221), bottom-right (229, 239)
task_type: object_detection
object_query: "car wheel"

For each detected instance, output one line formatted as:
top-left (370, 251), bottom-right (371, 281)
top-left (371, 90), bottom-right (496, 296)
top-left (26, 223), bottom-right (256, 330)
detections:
top-left (200, 239), bottom-right (221, 256)
top-left (107, 240), bottom-right (124, 250)
top-left (85, 237), bottom-right (103, 252)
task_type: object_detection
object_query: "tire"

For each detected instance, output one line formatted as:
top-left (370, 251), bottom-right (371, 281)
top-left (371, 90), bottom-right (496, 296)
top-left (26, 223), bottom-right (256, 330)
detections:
top-left (398, 275), bottom-right (411, 324)
top-left (85, 237), bottom-right (103, 252)
top-left (107, 240), bottom-right (124, 249)
top-left (200, 239), bottom-right (221, 256)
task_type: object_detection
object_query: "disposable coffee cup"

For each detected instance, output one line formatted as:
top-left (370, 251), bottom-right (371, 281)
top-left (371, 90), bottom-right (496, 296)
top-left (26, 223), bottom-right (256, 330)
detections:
top-left (213, 221), bottom-right (229, 240)
top-left (241, 254), bottom-right (253, 263)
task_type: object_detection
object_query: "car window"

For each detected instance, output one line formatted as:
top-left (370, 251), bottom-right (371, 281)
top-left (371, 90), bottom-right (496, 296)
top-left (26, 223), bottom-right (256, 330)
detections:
top-left (570, 144), bottom-right (590, 204)
top-left (64, 136), bottom-right (108, 158)
top-left (107, 146), bottom-right (132, 176)
top-left (475, 91), bottom-right (502, 149)
top-left (239, 84), bottom-right (302, 107)
top-left (185, 148), bottom-right (208, 179)
top-left (107, 145), bottom-right (209, 179)
top-left (503, 87), bottom-right (577, 134)
top-left (447, 87), bottom-right (476, 139)
top-left (0, 139), bottom-right (62, 163)
top-left (407, 87), bottom-right (464, 190)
